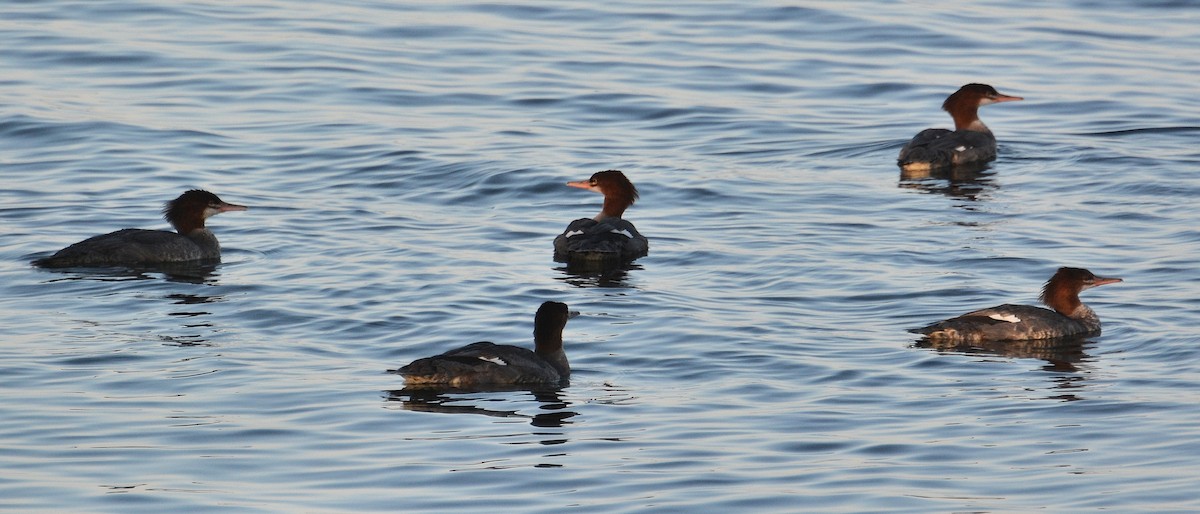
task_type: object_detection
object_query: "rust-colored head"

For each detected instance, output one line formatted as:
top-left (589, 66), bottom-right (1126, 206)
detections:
top-left (1039, 267), bottom-right (1122, 315)
top-left (566, 170), bottom-right (639, 219)
top-left (163, 189), bottom-right (248, 234)
top-left (941, 83), bottom-right (1023, 131)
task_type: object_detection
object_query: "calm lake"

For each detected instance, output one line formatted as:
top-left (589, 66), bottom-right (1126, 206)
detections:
top-left (2, 1), bottom-right (1199, 512)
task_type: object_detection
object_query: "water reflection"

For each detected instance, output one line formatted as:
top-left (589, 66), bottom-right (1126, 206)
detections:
top-left (898, 162), bottom-right (997, 202)
top-left (159, 291), bottom-right (221, 345)
top-left (33, 261), bottom-right (221, 285)
top-left (166, 292), bottom-right (225, 318)
top-left (1044, 374), bottom-right (1088, 402)
top-left (913, 336), bottom-right (1096, 400)
top-left (554, 262), bottom-right (641, 288)
top-left (384, 386), bottom-right (577, 428)
top-left (34, 262), bottom-right (226, 346)
top-left (156, 332), bottom-right (214, 347)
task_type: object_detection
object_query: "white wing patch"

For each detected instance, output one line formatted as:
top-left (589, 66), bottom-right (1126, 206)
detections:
top-left (988, 313), bottom-right (1021, 323)
top-left (610, 229), bottom-right (633, 238)
top-left (954, 145), bottom-right (967, 152)
top-left (477, 356), bottom-right (507, 366)
top-left (565, 230), bottom-right (584, 238)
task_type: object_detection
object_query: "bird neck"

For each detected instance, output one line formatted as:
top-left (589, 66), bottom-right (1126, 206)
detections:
top-left (596, 196), bottom-right (630, 220)
top-left (950, 106), bottom-right (987, 132)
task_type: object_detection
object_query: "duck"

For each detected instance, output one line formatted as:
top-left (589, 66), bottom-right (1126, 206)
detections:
top-left (553, 170), bottom-right (648, 266)
top-left (910, 267), bottom-right (1122, 343)
top-left (395, 301), bottom-right (574, 388)
top-left (33, 189), bottom-right (247, 268)
top-left (898, 83), bottom-right (1023, 172)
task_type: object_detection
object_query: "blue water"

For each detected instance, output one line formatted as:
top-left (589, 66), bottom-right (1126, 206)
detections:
top-left (2, 1), bottom-right (1200, 512)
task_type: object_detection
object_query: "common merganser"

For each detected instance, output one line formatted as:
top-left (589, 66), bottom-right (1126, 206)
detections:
top-left (898, 83), bottom-right (1023, 172)
top-left (395, 301), bottom-right (574, 388)
top-left (33, 189), bottom-right (247, 268)
top-left (910, 267), bottom-right (1122, 343)
top-left (553, 170), bottom-right (648, 266)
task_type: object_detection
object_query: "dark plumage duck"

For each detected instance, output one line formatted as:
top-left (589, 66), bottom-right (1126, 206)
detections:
top-left (898, 83), bottom-right (1022, 172)
top-left (396, 302), bottom-right (574, 388)
top-left (553, 170), bottom-right (648, 266)
top-left (33, 189), bottom-right (247, 268)
top-left (910, 267), bottom-right (1122, 343)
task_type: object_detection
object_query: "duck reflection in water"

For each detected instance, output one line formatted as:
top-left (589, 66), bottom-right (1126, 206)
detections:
top-left (915, 335), bottom-right (1092, 371)
top-left (898, 161), bottom-right (999, 202)
top-left (384, 387), bottom-right (577, 428)
top-left (914, 336), bottom-right (1096, 400)
top-left (555, 262), bottom-right (641, 289)
top-left (36, 260), bottom-right (222, 285)
top-left (166, 291), bottom-right (227, 318)
top-left (38, 262), bottom-right (228, 346)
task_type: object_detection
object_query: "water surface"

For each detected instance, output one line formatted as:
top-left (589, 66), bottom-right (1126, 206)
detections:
top-left (2, 1), bottom-right (1200, 512)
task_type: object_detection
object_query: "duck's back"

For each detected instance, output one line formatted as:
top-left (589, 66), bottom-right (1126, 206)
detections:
top-left (910, 304), bottom-right (1095, 343)
top-left (898, 129), bottom-right (997, 171)
top-left (34, 228), bottom-right (217, 268)
top-left (554, 217), bottom-right (648, 264)
top-left (398, 341), bottom-right (564, 387)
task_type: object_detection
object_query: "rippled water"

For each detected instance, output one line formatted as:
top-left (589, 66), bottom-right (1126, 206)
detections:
top-left (3, 1), bottom-right (1200, 512)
